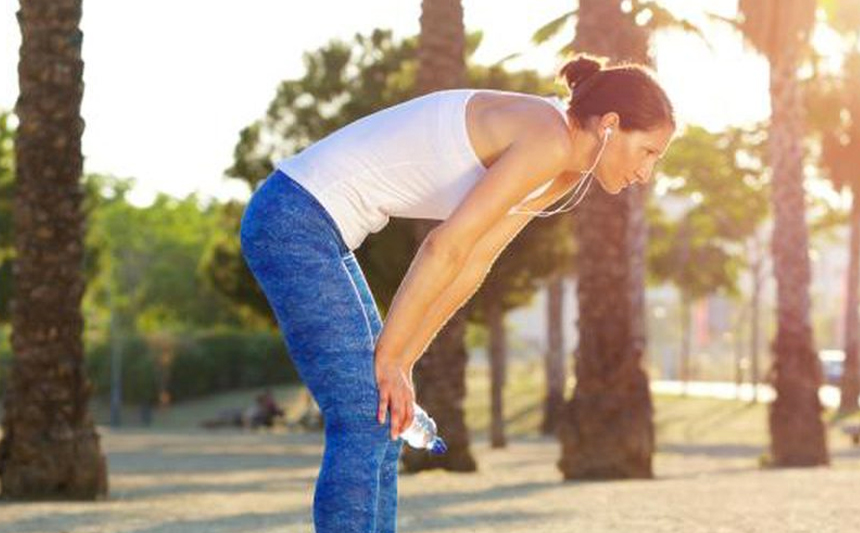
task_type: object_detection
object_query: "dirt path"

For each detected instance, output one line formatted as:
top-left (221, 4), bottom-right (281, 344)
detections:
top-left (1, 427), bottom-right (858, 533)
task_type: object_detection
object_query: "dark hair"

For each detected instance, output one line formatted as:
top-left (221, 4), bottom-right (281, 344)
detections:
top-left (558, 53), bottom-right (675, 131)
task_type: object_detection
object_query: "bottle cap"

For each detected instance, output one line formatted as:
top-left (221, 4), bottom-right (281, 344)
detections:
top-left (429, 437), bottom-right (448, 455)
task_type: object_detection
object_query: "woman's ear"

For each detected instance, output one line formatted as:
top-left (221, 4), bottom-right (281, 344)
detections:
top-left (599, 112), bottom-right (620, 134)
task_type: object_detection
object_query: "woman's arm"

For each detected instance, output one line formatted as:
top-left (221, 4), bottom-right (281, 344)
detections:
top-left (388, 170), bottom-right (580, 375)
top-left (375, 162), bottom-right (580, 439)
top-left (373, 127), bottom-right (571, 439)
top-left (373, 131), bottom-right (570, 368)
top-left (395, 254), bottom-right (490, 376)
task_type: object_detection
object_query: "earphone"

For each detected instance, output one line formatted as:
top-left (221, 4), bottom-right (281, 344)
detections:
top-left (508, 125), bottom-right (613, 217)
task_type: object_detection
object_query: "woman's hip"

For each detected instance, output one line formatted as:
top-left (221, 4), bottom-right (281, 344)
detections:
top-left (239, 171), bottom-right (382, 417)
top-left (239, 169), bottom-right (349, 261)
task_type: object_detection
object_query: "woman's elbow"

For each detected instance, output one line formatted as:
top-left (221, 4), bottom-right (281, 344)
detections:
top-left (424, 229), bottom-right (468, 269)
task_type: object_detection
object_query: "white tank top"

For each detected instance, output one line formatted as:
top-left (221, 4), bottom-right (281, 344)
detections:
top-left (275, 88), bottom-right (570, 251)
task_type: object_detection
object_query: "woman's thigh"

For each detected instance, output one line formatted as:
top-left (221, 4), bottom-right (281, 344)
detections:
top-left (240, 177), bottom-right (380, 426)
top-left (341, 252), bottom-right (383, 343)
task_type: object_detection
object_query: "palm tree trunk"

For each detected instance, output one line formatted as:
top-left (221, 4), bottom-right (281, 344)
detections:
top-left (680, 294), bottom-right (691, 397)
top-left (767, 54), bottom-right (829, 466)
top-left (401, 0), bottom-right (477, 473)
top-left (0, 0), bottom-right (108, 498)
top-left (558, 0), bottom-right (654, 480)
top-left (486, 286), bottom-right (507, 448)
top-left (750, 234), bottom-right (764, 404)
top-left (734, 298), bottom-right (749, 398)
top-left (839, 190), bottom-right (860, 413)
top-left (541, 274), bottom-right (566, 435)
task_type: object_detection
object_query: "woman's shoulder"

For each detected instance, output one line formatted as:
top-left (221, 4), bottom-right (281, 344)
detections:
top-left (482, 90), bottom-right (570, 139)
top-left (466, 89), bottom-right (573, 168)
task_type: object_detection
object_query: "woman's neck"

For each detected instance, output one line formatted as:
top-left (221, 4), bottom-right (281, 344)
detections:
top-left (566, 125), bottom-right (602, 175)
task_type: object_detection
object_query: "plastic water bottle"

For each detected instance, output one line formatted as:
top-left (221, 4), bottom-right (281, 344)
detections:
top-left (400, 402), bottom-right (447, 454)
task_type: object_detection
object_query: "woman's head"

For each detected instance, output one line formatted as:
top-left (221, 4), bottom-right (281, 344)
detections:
top-left (558, 53), bottom-right (675, 194)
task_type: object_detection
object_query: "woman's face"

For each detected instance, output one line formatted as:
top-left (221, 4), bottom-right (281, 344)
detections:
top-left (593, 120), bottom-right (675, 194)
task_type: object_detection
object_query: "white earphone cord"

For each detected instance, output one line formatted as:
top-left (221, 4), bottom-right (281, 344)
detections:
top-left (509, 127), bottom-right (610, 218)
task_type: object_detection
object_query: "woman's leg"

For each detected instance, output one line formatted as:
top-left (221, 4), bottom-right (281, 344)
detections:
top-left (240, 173), bottom-right (394, 532)
top-left (342, 253), bottom-right (405, 533)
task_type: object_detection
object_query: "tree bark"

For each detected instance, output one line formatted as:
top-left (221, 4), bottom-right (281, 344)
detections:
top-left (542, 274), bottom-right (566, 435)
top-left (680, 294), bottom-right (691, 397)
top-left (486, 287), bottom-right (507, 448)
top-left (766, 54), bottom-right (829, 466)
top-left (734, 297), bottom-right (748, 397)
top-left (402, 0), bottom-right (477, 473)
top-left (0, 0), bottom-right (108, 499)
top-left (558, 0), bottom-right (655, 480)
top-left (749, 233), bottom-right (765, 405)
top-left (839, 190), bottom-right (860, 413)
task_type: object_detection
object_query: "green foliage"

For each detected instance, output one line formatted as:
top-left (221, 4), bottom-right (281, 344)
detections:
top-left (530, 2), bottom-right (704, 58)
top-left (649, 208), bottom-right (742, 300)
top-left (166, 330), bottom-right (299, 401)
top-left (649, 124), bottom-right (769, 300)
top-left (84, 177), bottom-right (246, 337)
top-left (531, 10), bottom-right (577, 46)
top-left (0, 338), bottom-right (11, 397)
top-left (222, 29), bottom-right (421, 319)
top-left (198, 199), bottom-right (273, 330)
top-left (85, 330), bottom-right (298, 404)
top-left (659, 125), bottom-right (770, 241)
top-left (0, 111), bottom-right (14, 323)
top-left (225, 27), bottom-right (573, 324)
top-left (86, 334), bottom-right (158, 404)
top-left (226, 29), bottom-right (420, 190)
top-left (820, 0), bottom-right (860, 39)
top-left (806, 51), bottom-right (860, 194)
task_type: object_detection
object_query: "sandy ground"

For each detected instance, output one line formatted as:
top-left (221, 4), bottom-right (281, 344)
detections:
top-left (0, 425), bottom-right (858, 533)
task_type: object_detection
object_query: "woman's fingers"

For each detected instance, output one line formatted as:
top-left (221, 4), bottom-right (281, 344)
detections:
top-left (404, 401), bottom-right (414, 434)
top-left (375, 364), bottom-right (415, 439)
top-left (390, 395), bottom-right (403, 439)
top-left (378, 388), bottom-right (389, 425)
top-left (391, 391), bottom-right (416, 440)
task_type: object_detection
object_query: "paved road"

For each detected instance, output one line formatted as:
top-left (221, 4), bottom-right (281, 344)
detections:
top-left (651, 380), bottom-right (847, 409)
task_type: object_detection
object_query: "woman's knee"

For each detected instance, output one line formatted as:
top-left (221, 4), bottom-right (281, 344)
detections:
top-left (321, 420), bottom-right (392, 477)
top-left (324, 401), bottom-right (389, 437)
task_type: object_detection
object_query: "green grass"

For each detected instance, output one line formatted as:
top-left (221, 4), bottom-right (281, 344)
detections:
top-left (465, 360), bottom-right (855, 451)
top-left (88, 384), bottom-right (306, 430)
top-left (463, 360), bottom-right (773, 443)
top-left (86, 359), bottom-right (858, 452)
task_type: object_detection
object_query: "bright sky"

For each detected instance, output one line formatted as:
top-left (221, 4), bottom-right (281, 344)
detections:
top-left (0, 0), bottom-right (771, 207)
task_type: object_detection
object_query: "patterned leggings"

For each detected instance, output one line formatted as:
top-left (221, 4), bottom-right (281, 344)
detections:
top-left (239, 169), bottom-right (404, 532)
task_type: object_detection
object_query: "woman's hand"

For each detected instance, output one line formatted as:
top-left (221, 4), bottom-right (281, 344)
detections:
top-left (375, 356), bottom-right (415, 440)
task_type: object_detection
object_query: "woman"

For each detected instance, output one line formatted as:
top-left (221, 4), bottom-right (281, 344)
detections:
top-left (239, 53), bottom-right (675, 532)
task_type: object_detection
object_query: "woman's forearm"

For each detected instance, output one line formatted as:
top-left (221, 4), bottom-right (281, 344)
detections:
top-left (394, 257), bottom-right (490, 373)
top-left (374, 235), bottom-right (464, 367)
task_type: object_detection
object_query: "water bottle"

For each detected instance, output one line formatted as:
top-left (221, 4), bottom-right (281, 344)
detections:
top-left (399, 402), bottom-right (447, 454)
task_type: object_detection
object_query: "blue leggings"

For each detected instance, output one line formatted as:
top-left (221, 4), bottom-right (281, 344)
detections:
top-left (239, 169), bottom-right (404, 533)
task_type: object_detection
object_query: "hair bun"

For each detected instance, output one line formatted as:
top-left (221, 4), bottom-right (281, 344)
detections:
top-left (559, 53), bottom-right (607, 91)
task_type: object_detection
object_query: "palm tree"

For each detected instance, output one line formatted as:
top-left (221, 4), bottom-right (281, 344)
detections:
top-left (541, 273), bottom-right (567, 435)
top-left (817, 0), bottom-right (860, 415)
top-left (483, 275), bottom-right (507, 448)
top-left (0, 0), bottom-right (108, 497)
top-left (736, 0), bottom-right (829, 466)
top-left (401, 0), bottom-right (477, 473)
top-left (556, 0), bottom-right (655, 480)
top-left (807, 49), bottom-right (860, 414)
top-left (527, 1), bottom-right (700, 447)
top-left (530, 1), bottom-right (704, 59)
